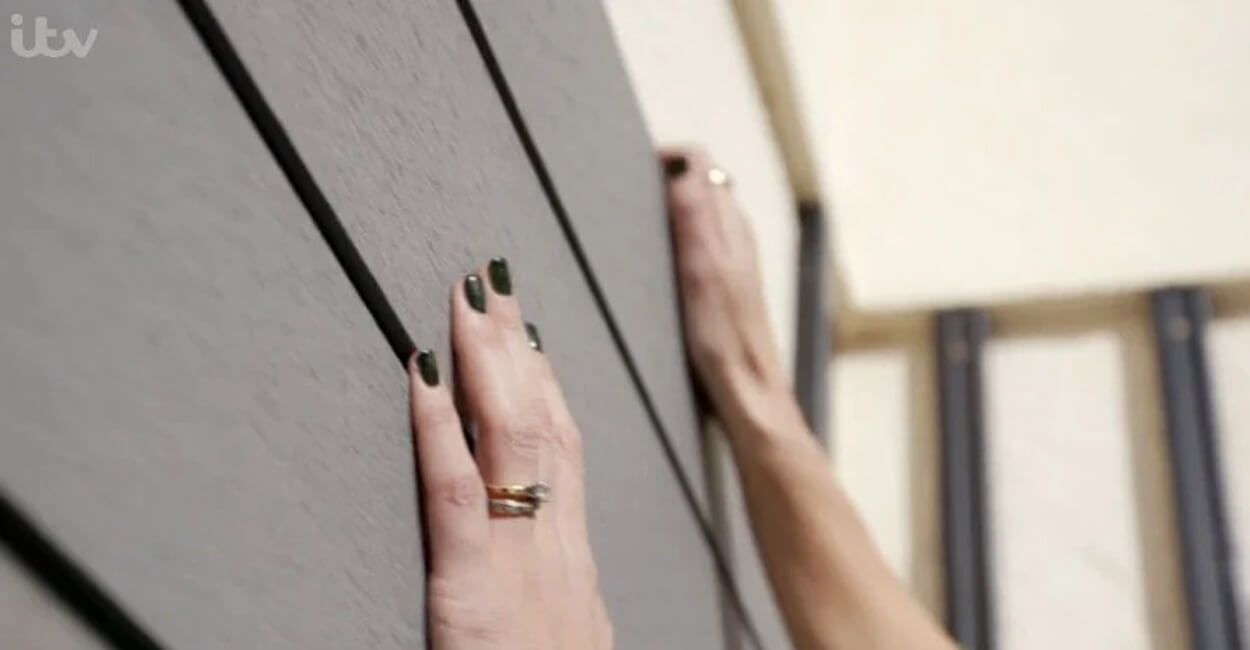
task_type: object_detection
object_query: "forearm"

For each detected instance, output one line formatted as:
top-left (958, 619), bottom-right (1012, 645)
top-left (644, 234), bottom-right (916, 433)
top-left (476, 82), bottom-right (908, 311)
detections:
top-left (660, 147), bottom-right (952, 649)
top-left (719, 379), bottom-right (954, 650)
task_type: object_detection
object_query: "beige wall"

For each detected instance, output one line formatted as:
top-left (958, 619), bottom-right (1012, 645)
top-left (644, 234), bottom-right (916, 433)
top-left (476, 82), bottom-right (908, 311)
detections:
top-left (1209, 300), bottom-right (1250, 643)
top-left (985, 314), bottom-right (1186, 650)
top-left (773, 0), bottom-right (1250, 312)
top-left (609, 2), bottom-right (1248, 648)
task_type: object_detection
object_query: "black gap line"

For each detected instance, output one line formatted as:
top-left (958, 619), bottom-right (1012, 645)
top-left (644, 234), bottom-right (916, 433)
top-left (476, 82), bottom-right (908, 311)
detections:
top-left (175, 0), bottom-right (761, 642)
top-left (172, 0), bottom-right (434, 646)
top-left (1152, 288), bottom-right (1243, 650)
top-left (793, 200), bottom-right (829, 441)
top-left (451, 1), bottom-right (765, 647)
top-left (937, 309), bottom-right (996, 650)
top-left (0, 490), bottom-right (166, 650)
top-left (175, 0), bottom-right (415, 367)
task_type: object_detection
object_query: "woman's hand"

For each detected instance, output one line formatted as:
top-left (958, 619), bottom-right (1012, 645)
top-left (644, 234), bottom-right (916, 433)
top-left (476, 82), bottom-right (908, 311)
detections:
top-left (409, 258), bottom-right (613, 650)
top-left (662, 150), bottom-right (957, 650)
top-left (662, 148), bottom-right (803, 439)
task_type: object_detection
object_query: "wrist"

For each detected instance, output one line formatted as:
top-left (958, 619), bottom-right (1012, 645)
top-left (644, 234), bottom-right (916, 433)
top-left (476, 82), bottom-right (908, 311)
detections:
top-left (713, 365), bottom-right (809, 449)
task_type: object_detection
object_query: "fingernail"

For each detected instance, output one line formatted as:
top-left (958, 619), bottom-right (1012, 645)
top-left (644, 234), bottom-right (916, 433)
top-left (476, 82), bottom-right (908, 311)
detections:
top-left (663, 156), bottom-right (688, 179)
top-left (464, 274), bottom-right (487, 313)
top-left (525, 322), bottom-right (543, 352)
top-left (415, 349), bottom-right (439, 386)
top-left (488, 257), bottom-right (512, 296)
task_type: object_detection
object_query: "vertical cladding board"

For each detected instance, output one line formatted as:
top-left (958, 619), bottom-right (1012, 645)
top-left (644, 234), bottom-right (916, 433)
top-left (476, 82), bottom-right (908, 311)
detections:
top-left (461, 1), bottom-right (799, 645)
top-left (461, 0), bottom-right (710, 516)
top-left (202, 0), bottom-right (727, 645)
top-left (0, 0), bottom-right (423, 647)
top-left (459, 0), bottom-right (796, 645)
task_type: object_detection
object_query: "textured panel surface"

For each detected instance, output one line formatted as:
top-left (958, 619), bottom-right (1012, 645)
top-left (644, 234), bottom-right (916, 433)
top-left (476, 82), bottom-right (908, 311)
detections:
top-left (0, 552), bottom-right (104, 650)
top-left (470, 0), bottom-right (709, 519)
top-left (0, 1), bottom-right (422, 648)
top-left (776, 0), bottom-right (1250, 310)
top-left (986, 324), bottom-right (1187, 649)
top-left (203, 1), bottom-right (728, 644)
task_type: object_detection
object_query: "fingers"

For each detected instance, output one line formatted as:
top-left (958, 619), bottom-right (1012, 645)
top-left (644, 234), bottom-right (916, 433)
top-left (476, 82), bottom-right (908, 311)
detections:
top-left (424, 259), bottom-right (608, 646)
top-left (529, 336), bottom-right (588, 536)
top-left (451, 258), bottom-right (548, 497)
top-left (409, 348), bottom-right (489, 576)
top-left (524, 330), bottom-right (603, 647)
top-left (661, 147), bottom-right (787, 407)
top-left (662, 148), bottom-right (729, 258)
top-left (662, 149), bottom-right (735, 372)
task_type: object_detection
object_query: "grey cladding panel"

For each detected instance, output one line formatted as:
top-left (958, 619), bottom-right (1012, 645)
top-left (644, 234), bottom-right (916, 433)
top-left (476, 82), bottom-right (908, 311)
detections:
top-left (0, 552), bottom-right (105, 650)
top-left (467, 0), bottom-right (710, 516)
top-left (0, 1), bottom-right (422, 648)
top-left (205, 0), bottom-right (727, 645)
top-left (463, 1), bottom-right (791, 645)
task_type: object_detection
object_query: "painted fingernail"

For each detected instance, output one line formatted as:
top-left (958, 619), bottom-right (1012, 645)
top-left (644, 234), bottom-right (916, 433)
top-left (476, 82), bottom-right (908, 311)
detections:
top-left (464, 274), bottom-right (487, 313)
top-left (415, 349), bottom-right (439, 386)
top-left (525, 322), bottom-right (543, 352)
top-left (663, 156), bottom-right (688, 179)
top-left (488, 257), bottom-right (512, 296)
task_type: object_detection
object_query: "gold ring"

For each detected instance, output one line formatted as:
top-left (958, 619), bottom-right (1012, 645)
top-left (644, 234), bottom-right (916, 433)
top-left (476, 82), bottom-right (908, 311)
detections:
top-left (707, 167), bottom-right (731, 187)
top-left (486, 481), bottom-right (550, 504)
top-left (489, 498), bottom-right (538, 518)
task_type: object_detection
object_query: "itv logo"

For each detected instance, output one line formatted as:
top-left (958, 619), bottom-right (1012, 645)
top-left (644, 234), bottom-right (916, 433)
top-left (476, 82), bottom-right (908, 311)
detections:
top-left (10, 14), bottom-right (98, 59)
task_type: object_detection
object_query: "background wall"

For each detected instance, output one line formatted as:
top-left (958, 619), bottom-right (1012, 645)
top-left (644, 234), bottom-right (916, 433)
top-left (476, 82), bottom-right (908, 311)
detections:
top-left (608, 1), bottom-right (1250, 649)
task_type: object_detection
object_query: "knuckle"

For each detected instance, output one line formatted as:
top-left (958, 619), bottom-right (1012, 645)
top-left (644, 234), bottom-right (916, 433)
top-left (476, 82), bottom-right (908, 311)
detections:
top-left (551, 422), bottom-right (583, 457)
top-left (431, 471), bottom-right (484, 509)
top-left (680, 257), bottom-right (726, 305)
top-left (501, 408), bottom-right (548, 459)
top-left (669, 181), bottom-right (711, 216)
top-left (472, 317), bottom-right (507, 351)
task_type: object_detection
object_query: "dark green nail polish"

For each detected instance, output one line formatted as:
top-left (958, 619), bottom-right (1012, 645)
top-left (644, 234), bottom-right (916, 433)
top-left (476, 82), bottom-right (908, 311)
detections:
top-left (415, 349), bottom-right (439, 386)
top-left (464, 274), bottom-right (486, 313)
top-left (488, 257), bottom-right (512, 296)
top-left (663, 156), bottom-right (688, 178)
top-left (525, 322), bottom-right (542, 352)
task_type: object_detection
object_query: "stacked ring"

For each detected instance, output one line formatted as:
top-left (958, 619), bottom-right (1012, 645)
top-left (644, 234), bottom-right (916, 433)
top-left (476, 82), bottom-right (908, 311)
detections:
top-left (488, 498), bottom-right (538, 517)
top-left (486, 481), bottom-right (550, 518)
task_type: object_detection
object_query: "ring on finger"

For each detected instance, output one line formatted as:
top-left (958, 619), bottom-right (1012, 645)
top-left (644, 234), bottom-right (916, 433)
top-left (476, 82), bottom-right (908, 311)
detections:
top-left (486, 481), bottom-right (551, 504)
top-left (488, 497), bottom-right (540, 518)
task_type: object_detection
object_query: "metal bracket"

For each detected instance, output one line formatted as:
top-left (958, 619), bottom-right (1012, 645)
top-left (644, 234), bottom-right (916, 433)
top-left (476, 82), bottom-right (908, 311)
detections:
top-left (1152, 288), bottom-right (1243, 650)
top-left (937, 309), bottom-right (996, 650)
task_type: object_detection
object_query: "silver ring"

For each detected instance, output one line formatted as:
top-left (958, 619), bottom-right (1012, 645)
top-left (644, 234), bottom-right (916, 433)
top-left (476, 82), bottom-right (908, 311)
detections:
top-left (526, 481), bottom-right (551, 503)
top-left (489, 498), bottom-right (539, 517)
top-left (707, 167), bottom-right (731, 187)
